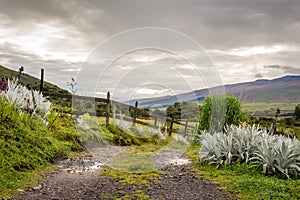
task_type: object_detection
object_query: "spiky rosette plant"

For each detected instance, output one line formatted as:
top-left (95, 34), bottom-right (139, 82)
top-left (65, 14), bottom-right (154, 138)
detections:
top-left (199, 124), bottom-right (300, 178)
top-left (199, 131), bottom-right (234, 167)
top-left (251, 134), bottom-right (300, 178)
top-left (1, 79), bottom-right (51, 119)
top-left (230, 124), bottom-right (263, 163)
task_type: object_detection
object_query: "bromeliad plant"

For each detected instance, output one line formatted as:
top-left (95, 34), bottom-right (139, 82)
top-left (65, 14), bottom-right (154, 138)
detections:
top-left (199, 124), bottom-right (300, 178)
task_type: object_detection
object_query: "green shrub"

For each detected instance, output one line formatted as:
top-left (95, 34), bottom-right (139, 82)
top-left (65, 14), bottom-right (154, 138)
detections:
top-left (294, 104), bottom-right (300, 120)
top-left (108, 124), bottom-right (143, 146)
top-left (198, 94), bottom-right (247, 133)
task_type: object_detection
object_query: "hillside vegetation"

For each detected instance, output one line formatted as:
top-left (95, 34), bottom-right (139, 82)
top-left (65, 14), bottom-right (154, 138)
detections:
top-left (0, 97), bottom-right (83, 198)
top-left (0, 76), bottom-right (156, 198)
top-left (0, 65), bottom-right (71, 106)
top-left (1, 66), bottom-right (300, 199)
top-left (0, 65), bottom-right (68, 94)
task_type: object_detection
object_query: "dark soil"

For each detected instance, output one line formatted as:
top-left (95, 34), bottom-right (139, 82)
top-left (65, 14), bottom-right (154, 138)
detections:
top-left (13, 147), bottom-right (234, 200)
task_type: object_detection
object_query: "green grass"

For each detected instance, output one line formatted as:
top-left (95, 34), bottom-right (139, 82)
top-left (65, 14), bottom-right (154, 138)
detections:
top-left (109, 141), bottom-right (172, 173)
top-left (0, 99), bottom-right (83, 198)
top-left (186, 144), bottom-right (300, 200)
top-left (110, 151), bottom-right (156, 173)
top-left (244, 102), bottom-right (298, 116)
top-left (101, 162), bottom-right (160, 200)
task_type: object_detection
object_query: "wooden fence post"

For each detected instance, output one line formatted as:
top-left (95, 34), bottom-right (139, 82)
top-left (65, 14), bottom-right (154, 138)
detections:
top-left (195, 124), bottom-right (198, 133)
top-left (40, 68), bottom-right (44, 92)
top-left (168, 117), bottom-right (174, 136)
top-left (106, 91), bottom-right (110, 127)
top-left (133, 101), bottom-right (138, 126)
top-left (184, 120), bottom-right (188, 135)
top-left (154, 116), bottom-right (157, 127)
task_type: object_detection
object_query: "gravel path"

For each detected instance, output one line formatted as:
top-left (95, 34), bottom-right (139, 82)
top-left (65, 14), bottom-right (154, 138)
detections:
top-left (13, 146), bottom-right (233, 200)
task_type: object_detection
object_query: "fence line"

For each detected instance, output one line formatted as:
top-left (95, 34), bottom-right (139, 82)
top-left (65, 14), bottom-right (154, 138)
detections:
top-left (40, 69), bottom-right (197, 136)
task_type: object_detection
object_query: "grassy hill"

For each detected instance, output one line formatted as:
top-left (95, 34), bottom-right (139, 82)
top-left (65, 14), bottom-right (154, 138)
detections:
top-left (0, 65), bottom-right (70, 106)
top-left (0, 65), bottom-right (69, 94)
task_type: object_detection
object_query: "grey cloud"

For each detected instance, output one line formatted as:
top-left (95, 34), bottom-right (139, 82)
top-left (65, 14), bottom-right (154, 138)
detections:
top-left (2, 0), bottom-right (300, 48)
top-left (0, 49), bottom-right (79, 89)
top-left (1, 0), bottom-right (300, 98)
top-left (254, 74), bottom-right (263, 78)
top-left (264, 65), bottom-right (282, 69)
top-left (264, 65), bottom-right (300, 75)
top-left (0, 0), bottom-right (77, 20)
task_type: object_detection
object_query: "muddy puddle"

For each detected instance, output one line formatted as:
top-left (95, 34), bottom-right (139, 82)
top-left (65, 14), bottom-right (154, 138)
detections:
top-left (58, 146), bottom-right (191, 174)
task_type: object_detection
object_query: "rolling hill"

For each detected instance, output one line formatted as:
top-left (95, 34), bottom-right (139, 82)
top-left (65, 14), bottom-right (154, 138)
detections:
top-left (0, 65), bottom-right (70, 106)
top-left (0, 65), bottom-right (69, 94)
top-left (131, 75), bottom-right (300, 108)
top-left (2, 64), bottom-right (299, 112)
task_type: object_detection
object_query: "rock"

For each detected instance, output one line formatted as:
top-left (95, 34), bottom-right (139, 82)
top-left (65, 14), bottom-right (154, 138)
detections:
top-left (17, 189), bottom-right (25, 193)
top-left (33, 185), bottom-right (42, 190)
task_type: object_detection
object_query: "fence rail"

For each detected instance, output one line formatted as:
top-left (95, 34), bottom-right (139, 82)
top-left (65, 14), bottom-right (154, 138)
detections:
top-left (40, 69), bottom-right (197, 136)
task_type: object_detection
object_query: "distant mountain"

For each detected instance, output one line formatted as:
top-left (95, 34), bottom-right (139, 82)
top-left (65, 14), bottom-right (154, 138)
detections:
top-left (131, 75), bottom-right (300, 108)
top-left (224, 75), bottom-right (300, 103)
top-left (2, 65), bottom-right (299, 109)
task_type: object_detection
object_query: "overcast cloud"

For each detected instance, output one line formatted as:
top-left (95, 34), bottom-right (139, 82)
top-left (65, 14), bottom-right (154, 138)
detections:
top-left (0, 0), bottom-right (299, 100)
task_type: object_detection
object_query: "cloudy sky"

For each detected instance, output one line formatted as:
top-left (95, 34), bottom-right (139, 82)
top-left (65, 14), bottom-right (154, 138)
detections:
top-left (1, 0), bottom-right (299, 101)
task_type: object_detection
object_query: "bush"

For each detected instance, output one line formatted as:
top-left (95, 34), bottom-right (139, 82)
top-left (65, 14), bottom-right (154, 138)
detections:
top-left (294, 104), bottom-right (300, 120)
top-left (108, 124), bottom-right (143, 146)
top-left (199, 125), bottom-right (300, 178)
top-left (198, 94), bottom-right (247, 133)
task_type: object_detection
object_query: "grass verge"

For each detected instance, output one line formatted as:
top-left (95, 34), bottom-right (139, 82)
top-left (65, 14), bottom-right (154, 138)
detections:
top-left (185, 144), bottom-right (300, 200)
top-left (0, 100), bottom-right (83, 198)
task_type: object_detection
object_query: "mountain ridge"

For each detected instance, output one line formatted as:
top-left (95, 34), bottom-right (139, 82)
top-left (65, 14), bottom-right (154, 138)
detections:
top-left (130, 75), bottom-right (300, 108)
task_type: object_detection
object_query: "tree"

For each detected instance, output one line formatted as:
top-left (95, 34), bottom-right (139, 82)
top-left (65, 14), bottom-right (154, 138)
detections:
top-left (294, 104), bottom-right (300, 120)
top-left (166, 101), bottom-right (200, 122)
top-left (198, 94), bottom-right (247, 133)
top-left (181, 102), bottom-right (200, 121)
top-left (166, 102), bottom-right (181, 121)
